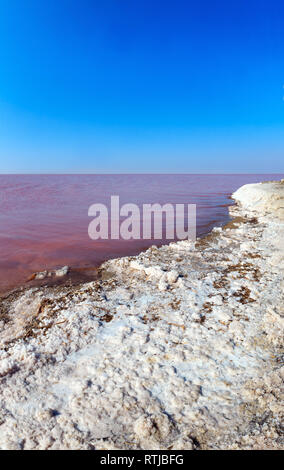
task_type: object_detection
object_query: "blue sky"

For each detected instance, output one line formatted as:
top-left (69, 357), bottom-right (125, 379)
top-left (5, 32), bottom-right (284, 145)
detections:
top-left (0, 0), bottom-right (283, 173)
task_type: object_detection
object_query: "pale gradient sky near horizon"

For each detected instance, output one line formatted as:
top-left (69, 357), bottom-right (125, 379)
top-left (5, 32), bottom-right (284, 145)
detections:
top-left (0, 0), bottom-right (284, 173)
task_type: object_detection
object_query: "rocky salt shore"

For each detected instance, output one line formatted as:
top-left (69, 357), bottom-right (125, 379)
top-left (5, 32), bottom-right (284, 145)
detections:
top-left (0, 181), bottom-right (283, 450)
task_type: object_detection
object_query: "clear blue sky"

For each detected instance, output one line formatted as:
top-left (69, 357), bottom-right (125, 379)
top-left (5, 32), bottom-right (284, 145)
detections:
top-left (0, 0), bottom-right (283, 173)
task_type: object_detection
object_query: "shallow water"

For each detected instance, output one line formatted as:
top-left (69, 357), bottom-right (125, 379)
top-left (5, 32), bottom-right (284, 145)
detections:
top-left (0, 174), bottom-right (282, 293)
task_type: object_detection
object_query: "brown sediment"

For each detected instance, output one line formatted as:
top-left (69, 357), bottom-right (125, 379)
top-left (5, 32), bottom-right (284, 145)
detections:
top-left (232, 286), bottom-right (256, 304)
top-left (202, 302), bottom-right (213, 313)
top-left (100, 313), bottom-right (113, 323)
top-left (141, 314), bottom-right (161, 324)
top-left (224, 262), bottom-right (261, 281)
top-left (169, 298), bottom-right (181, 310)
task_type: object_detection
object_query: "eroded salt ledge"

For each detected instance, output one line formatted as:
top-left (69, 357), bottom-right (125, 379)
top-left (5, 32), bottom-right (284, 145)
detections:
top-left (0, 181), bottom-right (283, 450)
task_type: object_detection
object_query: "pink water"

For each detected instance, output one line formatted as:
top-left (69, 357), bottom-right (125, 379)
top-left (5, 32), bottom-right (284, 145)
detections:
top-left (0, 174), bottom-right (282, 294)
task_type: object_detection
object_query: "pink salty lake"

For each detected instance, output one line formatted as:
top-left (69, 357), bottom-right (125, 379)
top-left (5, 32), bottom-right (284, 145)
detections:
top-left (0, 174), bottom-right (282, 294)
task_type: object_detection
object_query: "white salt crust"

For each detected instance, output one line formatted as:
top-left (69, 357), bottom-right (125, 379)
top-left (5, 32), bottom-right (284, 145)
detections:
top-left (0, 181), bottom-right (283, 450)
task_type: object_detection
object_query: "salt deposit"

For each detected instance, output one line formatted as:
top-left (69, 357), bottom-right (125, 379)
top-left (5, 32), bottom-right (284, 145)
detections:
top-left (32, 266), bottom-right (70, 281)
top-left (0, 181), bottom-right (283, 450)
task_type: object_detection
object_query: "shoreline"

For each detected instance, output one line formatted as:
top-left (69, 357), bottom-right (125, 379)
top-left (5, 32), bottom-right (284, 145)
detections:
top-left (0, 180), bottom-right (283, 449)
top-left (0, 216), bottom-right (234, 300)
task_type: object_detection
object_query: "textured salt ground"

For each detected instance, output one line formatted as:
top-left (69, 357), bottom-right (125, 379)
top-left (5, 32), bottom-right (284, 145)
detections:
top-left (0, 181), bottom-right (283, 450)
